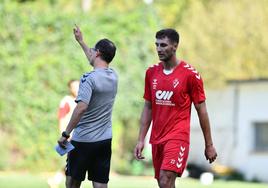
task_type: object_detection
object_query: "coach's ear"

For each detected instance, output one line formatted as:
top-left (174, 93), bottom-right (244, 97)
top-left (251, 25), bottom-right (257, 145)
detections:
top-left (96, 49), bottom-right (102, 57)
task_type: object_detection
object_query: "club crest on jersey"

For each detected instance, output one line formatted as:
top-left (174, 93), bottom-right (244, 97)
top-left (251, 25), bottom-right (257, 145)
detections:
top-left (152, 79), bottom-right (158, 90)
top-left (173, 79), bottom-right (179, 88)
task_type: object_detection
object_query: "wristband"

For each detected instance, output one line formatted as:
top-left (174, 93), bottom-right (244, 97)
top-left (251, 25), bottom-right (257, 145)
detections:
top-left (62, 131), bottom-right (70, 139)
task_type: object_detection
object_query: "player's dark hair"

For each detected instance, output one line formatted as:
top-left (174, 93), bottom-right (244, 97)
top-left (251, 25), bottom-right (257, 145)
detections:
top-left (155, 29), bottom-right (180, 44)
top-left (95, 39), bottom-right (116, 63)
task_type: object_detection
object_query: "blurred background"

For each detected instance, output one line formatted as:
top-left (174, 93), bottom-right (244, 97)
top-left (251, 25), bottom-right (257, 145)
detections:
top-left (0, 0), bottom-right (268, 187)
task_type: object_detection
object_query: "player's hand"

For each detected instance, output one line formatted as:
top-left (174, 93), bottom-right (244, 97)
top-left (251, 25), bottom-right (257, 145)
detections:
top-left (58, 136), bottom-right (68, 149)
top-left (73, 24), bottom-right (83, 42)
top-left (205, 145), bottom-right (217, 163)
top-left (134, 141), bottom-right (145, 160)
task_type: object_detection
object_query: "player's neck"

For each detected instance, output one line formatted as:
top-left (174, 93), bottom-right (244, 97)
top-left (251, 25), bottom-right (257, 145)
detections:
top-left (163, 57), bottom-right (180, 70)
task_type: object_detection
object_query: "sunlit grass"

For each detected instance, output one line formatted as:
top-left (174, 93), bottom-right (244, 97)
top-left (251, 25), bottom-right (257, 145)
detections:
top-left (0, 172), bottom-right (267, 188)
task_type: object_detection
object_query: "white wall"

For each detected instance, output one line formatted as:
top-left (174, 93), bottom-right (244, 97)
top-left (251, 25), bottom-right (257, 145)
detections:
top-left (189, 82), bottom-right (268, 182)
top-left (233, 82), bottom-right (268, 182)
top-left (189, 88), bottom-right (235, 166)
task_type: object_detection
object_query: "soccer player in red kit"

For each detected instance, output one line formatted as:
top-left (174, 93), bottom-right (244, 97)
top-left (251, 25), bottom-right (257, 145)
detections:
top-left (134, 29), bottom-right (217, 188)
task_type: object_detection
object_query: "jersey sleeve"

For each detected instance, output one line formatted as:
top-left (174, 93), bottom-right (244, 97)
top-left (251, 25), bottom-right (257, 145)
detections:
top-left (75, 74), bottom-right (94, 104)
top-left (143, 68), bottom-right (152, 101)
top-left (188, 73), bottom-right (206, 104)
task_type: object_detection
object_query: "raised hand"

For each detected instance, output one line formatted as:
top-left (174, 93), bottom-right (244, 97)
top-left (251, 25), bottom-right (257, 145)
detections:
top-left (73, 24), bottom-right (83, 42)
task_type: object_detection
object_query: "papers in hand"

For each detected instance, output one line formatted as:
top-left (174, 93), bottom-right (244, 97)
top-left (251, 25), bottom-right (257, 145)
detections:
top-left (55, 141), bottom-right (75, 156)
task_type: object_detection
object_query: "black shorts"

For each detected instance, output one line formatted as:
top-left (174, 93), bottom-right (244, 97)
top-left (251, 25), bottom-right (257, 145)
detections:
top-left (65, 139), bottom-right (112, 183)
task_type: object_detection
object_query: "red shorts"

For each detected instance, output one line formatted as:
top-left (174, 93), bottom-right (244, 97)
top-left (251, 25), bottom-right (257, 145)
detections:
top-left (152, 139), bottom-right (189, 179)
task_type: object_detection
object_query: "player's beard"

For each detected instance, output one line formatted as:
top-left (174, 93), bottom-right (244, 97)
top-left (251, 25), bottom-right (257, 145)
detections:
top-left (159, 54), bottom-right (173, 62)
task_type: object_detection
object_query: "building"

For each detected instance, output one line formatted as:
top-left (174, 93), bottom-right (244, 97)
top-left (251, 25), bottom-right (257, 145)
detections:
top-left (189, 79), bottom-right (268, 182)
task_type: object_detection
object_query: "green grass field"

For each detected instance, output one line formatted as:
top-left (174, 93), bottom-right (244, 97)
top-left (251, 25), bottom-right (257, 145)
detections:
top-left (0, 172), bottom-right (267, 188)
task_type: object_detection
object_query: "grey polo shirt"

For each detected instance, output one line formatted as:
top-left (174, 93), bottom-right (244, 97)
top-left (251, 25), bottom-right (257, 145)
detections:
top-left (72, 67), bottom-right (118, 142)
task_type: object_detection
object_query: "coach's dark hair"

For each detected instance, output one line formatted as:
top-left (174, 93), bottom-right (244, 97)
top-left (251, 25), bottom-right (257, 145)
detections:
top-left (156, 29), bottom-right (179, 44)
top-left (95, 39), bottom-right (116, 63)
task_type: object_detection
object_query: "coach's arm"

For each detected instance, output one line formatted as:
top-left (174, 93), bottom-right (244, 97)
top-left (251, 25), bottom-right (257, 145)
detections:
top-left (57, 101), bottom-right (88, 148)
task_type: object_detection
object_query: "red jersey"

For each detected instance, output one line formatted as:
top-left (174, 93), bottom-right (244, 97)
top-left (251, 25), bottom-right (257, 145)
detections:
top-left (143, 61), bottom-right (206, 144)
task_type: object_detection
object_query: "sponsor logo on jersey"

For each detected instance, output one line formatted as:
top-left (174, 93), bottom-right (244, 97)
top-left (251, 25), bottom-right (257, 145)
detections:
top-left (155, 90), bottom-right (175, 106)
top-left (156, 90), bottom-right (173, 100)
